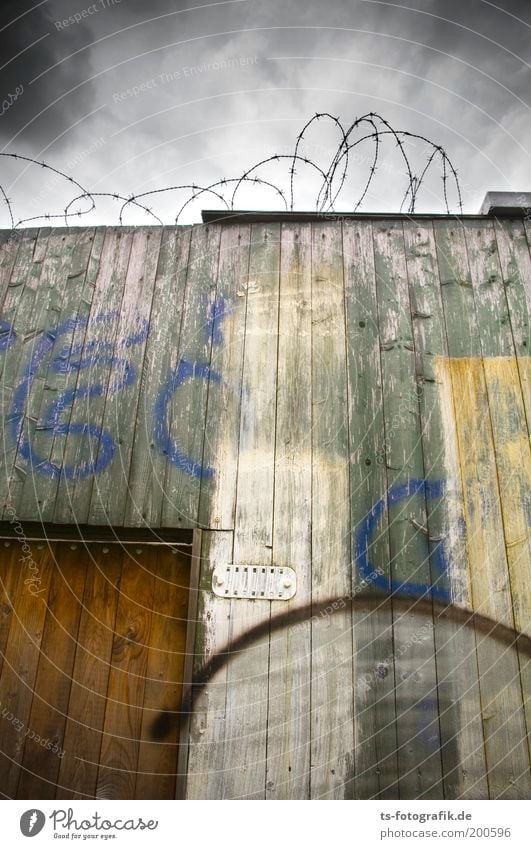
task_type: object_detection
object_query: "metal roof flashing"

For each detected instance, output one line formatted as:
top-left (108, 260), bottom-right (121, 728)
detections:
top-left (479, 192), bottom-right (531, 217)
top-left (201, 197), bottom-right (531, 224)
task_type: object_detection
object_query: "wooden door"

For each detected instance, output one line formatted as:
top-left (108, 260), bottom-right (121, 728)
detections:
top-left (0, 538), bottom-right (192, 799)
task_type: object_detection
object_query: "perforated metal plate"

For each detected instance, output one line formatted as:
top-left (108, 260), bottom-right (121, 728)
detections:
top-left (212, 564), bottom-right (297, 600)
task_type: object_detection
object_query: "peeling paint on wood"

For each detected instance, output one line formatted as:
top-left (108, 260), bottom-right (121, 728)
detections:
top-left (0, 218), bottom-right (530, 799)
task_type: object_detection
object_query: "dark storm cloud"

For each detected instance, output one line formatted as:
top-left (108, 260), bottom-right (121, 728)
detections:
top-left (0, 1), bottom-right (98, 147)
top-left (0, 0), bottom-right (231, 147)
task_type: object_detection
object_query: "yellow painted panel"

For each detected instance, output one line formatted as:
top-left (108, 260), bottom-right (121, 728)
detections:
top-left (436, 356), bottom-right (531, 634)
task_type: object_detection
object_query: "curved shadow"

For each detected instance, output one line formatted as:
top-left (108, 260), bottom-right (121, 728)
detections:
top-left (151, 592), bottom-right (531, 740)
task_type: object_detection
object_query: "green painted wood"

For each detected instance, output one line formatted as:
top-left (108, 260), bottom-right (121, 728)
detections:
top-left (373, 220), bottom-right (443, 799)
top-left (2, 231), bottom-right (76, 520)
top-left (15, 230), bottom-right (96, 521)
top-left (0, 231), bottom-right (21, 312)
top-left (0, 231), bottom-right (41, 389)
top-left (88, 228), bottom-right (162, 526)
top-left (494, 218), bottom-right (531, 432)
top-left (524, 219), bottom-right (531, 259)
top-left (45, 229), bottom-right (106, 516)
top-left (0, 231), bottom-right (33, 516)
top-left (0, 230), bottom-right (46, 513)
top-left (310, 221), bottom-right (354, 799)
top-left (403, 219), bottom-right (488, 799)
top-left (217, 222), bottom-right (280, 799)
top-left (161, 224), bottom-right (221, 529)
top-left (125, 227), bottom-right (191, 527)
top-left (185, 530), bottom-right (234, 799)
top-left (198, 224), bottom-right (250, 531)
top-left (434, 219), bottom-right (530, 799)
top-left (53, 230), bottom-right (134, 524)
top-left (343, 219), bottom-right (398, 799)
top-left (266, 223), bottom-right (312, 799)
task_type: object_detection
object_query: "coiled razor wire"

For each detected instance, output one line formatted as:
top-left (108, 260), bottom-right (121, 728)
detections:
top-left (0, 112), bottom-right (463, 230)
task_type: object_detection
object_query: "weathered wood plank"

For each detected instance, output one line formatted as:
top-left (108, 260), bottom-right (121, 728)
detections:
top-left (0, 229), bottom-right (55, 516)
top-left (466, 222), bottom-right (531, 624)
top-left (493, 218), bottom-right (531, 434)
top-left (0, 229), bottom-right (41, 392)
top-left (343, 219), bottom-right (399, 799)
top-left (464, 219), bottom-right (531, 782)
top-left (135, 546), bottom-right (190, 799)
top-left (0, 542), bottom-right (24, 682)
top-left (217, 222), bottom-right (280, 799)
top-left (175, 529), bottom-right (201, 799)
top-left (17, 542), bottom-right (87, 798)
top-left (434, 219), bottom-right (530, 799)
top-left (43, 230), bottom-right (106, 521)
top-left (125, 227), bottom-right (191, 527)
top-left (14, 230), bottom-right (96, 520)
top-left (185, 530), bottom-right (234, 799)
top-left (492, 219), bottom-right (531, 759)
top-left (0, 230), bottom-right (21, 313)
top-left (404, 219), bottom-right (488, 799)
top-left (373, 220), bottom-right (443, 799)
top-left (266, 223), bottom-right (312, 799)
top-left (57, 545), bottom-right (122, 798)
top-left (53, 230), bottom-right (134, 524)
top-left (198, 224), bottom-right (250, 531)
top-left (161, 224), bottom-right (221, 529)
top-left (310, 221), bottom-right (354, 799)
top-left (0, 543), bottom-right (53, 797)
top-left (89, 229), bottom-right (162, 525)
top-left (95, 546), bottom-right (156, 799)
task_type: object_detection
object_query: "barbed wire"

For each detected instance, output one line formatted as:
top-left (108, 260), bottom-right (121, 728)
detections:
top-left (0, 112), bottom-right (462, 230)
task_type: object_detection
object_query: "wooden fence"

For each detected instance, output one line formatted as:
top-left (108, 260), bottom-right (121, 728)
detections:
top-left (0, 216), bottom-right (529, 798)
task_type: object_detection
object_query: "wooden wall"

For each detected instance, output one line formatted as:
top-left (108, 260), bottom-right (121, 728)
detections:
top-left (0, 217), bottom-right (530, 799)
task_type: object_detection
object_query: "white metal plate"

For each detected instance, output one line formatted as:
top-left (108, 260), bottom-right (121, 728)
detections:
top-left (212, 564), bottom-right (297, 600)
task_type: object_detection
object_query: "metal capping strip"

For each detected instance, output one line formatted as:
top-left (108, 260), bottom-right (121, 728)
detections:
top-left (212, 564), bottom-right (297, 600)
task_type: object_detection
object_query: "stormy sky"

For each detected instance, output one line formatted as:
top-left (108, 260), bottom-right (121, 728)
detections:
top-left (0, 0), bottom-right (529, 224)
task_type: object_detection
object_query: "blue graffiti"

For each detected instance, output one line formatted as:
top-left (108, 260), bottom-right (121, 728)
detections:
top-left (0, 319), bottom-right (16, 351)
top-left (355, 478), bottom-right (451, 602)
top-left (152, 294), bottom-right (229, 479)
top-left (208, 294), bottom-right (231, 347)
top-left (153, 360), bottom-right (221, 479)
top-left (9, 313), bottom-right (148, 480)
top-left (415, 696), bottom-right (443, 753)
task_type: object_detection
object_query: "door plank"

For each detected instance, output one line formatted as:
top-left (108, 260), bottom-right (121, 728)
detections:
top-left (17, 542), bottom-right (87, 798)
